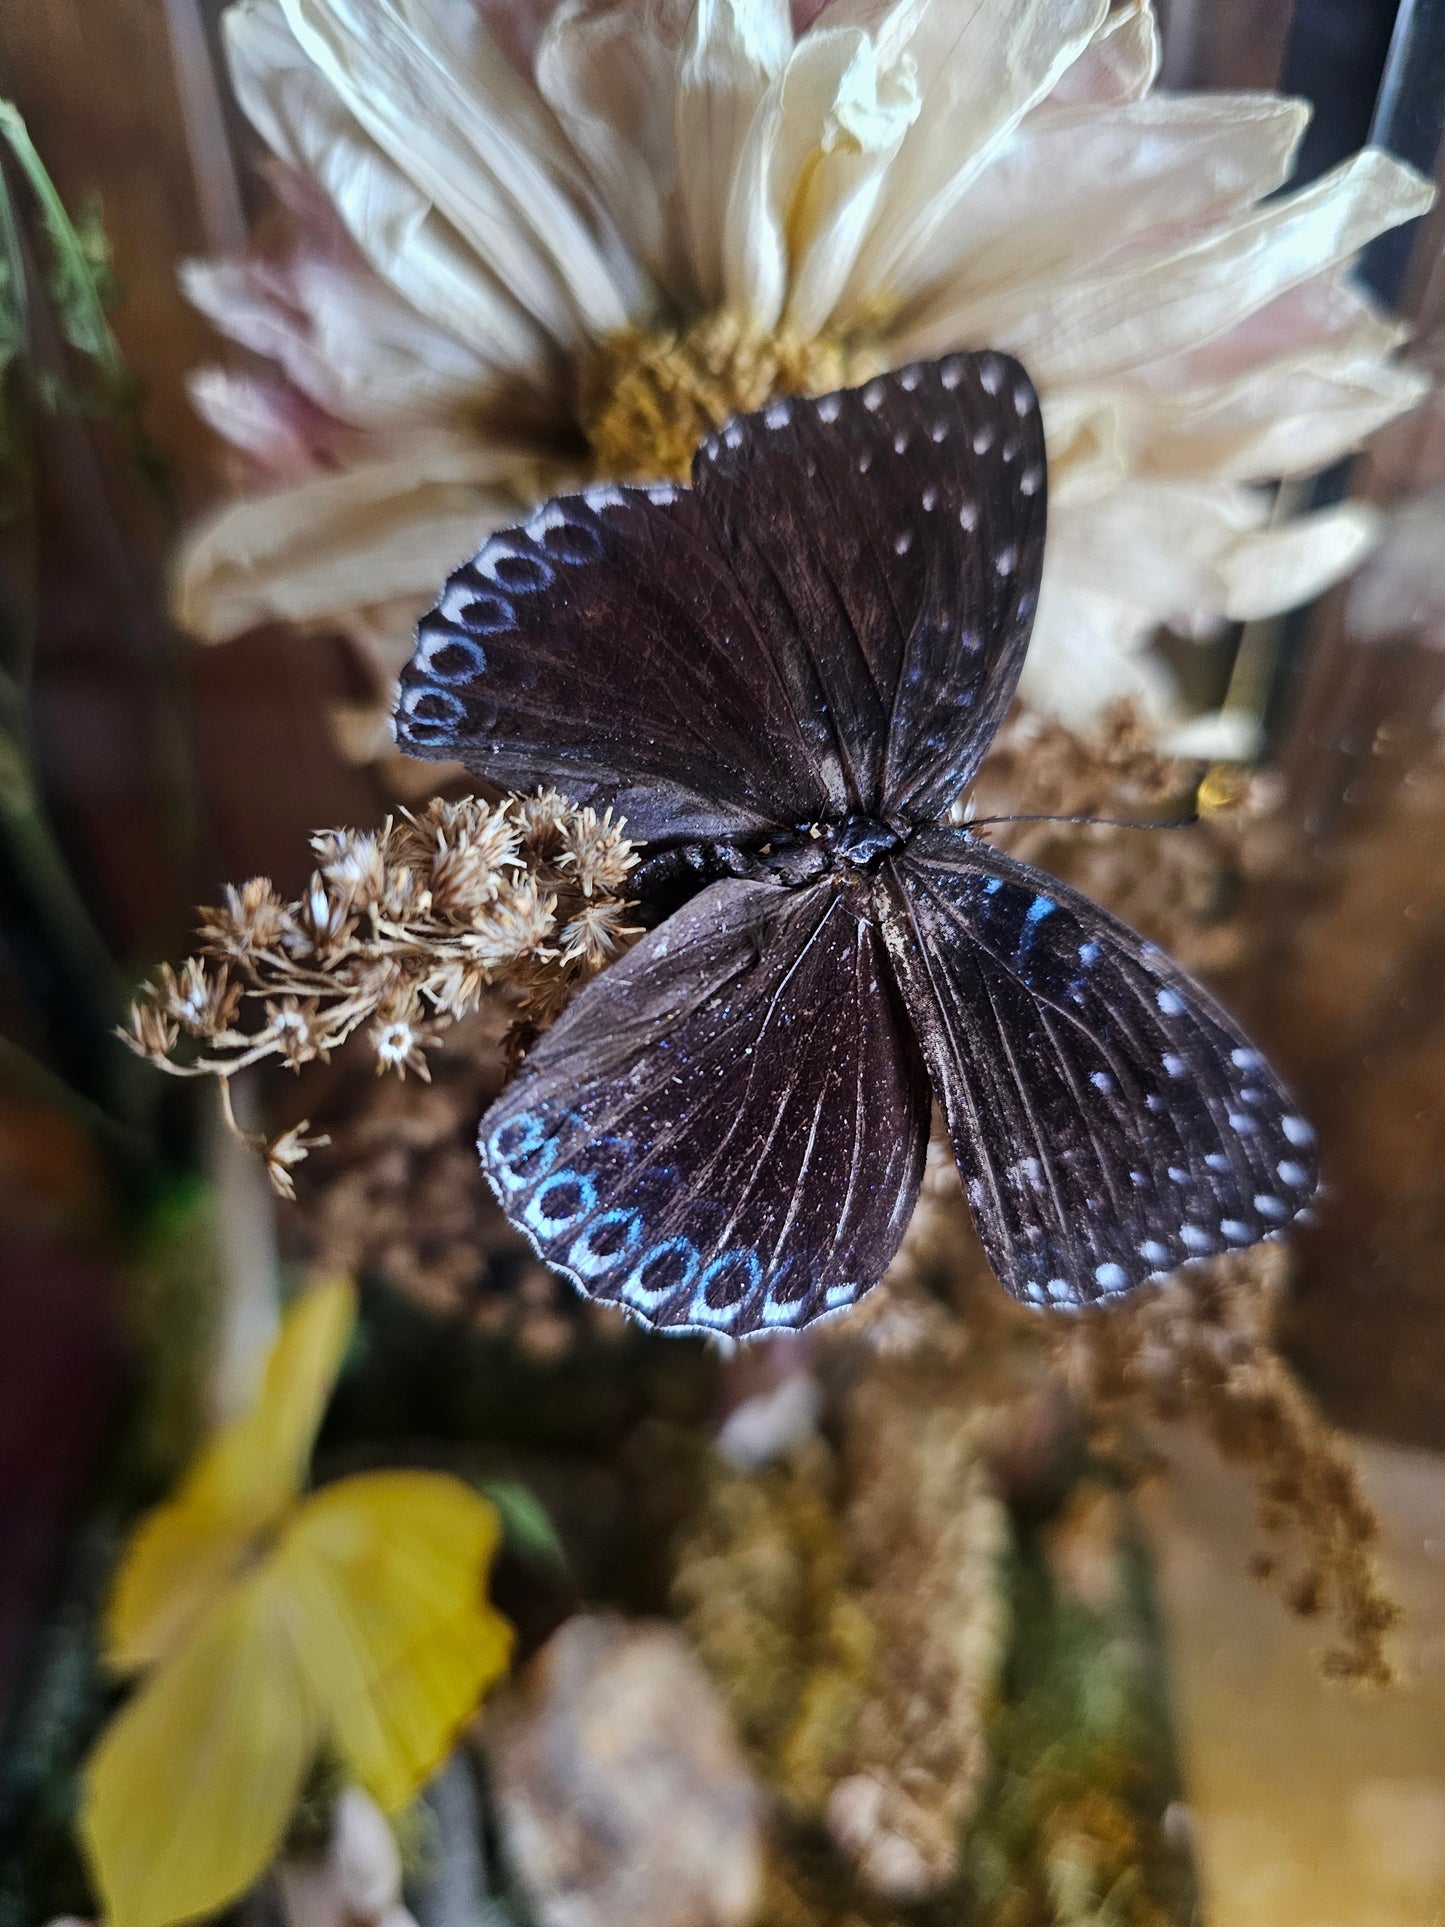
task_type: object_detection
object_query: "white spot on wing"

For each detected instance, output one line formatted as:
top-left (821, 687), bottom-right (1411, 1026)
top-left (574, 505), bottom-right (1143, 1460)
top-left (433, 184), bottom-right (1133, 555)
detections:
top-left (899, 367), bottom-right (920, 391)
top-left (894, 531), bottom-right (912, 555)
top-left (1282, 1115), bottom-right (1314, 1147)
top-left (1095, 1262), bottom-right (1128, 1292)
top-left (959, 502), bottom-right (978, 531)
top-left (862, 380), bottom-right (886, 411)
top-left (1139, 1239), bottom-right (1170, 1267)
top-left (764, 398), bottom-right (790, 429)
top-left (1156, 987), bottom-right (1185, 1016)
top-left (980, 359), bottom-right (1003, 395)
top-left (816, 393), bottom-right (841, 422)
top-left (1221, 1219), bottom-right (1251, 1243)
top-left (1021, 466), bottom-right (1042, 496)
top-left (972, 424), bottom-right (995, 454)
top-left (995, 545), bottom-right (1016, 576)
top-left (1254, 1193), bottom-right (1288, 1220)
top-left (921, 485), bottom-right (938, 511)
top-left (1179, 1224), bottom-right (1211, 1253)
top-left (1277, 1159), bottom-right (1311, 1188)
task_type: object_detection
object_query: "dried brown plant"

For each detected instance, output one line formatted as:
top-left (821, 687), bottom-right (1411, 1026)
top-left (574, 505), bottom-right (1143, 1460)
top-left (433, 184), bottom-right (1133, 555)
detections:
top-left (1051, 1245), bottom-right (1398, 1685)
top-left (118, 792), bottom-right (639, 1195)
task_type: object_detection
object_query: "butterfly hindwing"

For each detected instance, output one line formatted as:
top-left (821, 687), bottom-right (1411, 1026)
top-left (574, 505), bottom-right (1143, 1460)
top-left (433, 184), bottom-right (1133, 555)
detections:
top-left (690, 353), bottom-right (1046, 818)
top-left (881, 827), bottom-right (1319, 1308)
top-left (395, 483), bottom-right (837, 842)
top-left (479, 878), bottom-right (930, 1335)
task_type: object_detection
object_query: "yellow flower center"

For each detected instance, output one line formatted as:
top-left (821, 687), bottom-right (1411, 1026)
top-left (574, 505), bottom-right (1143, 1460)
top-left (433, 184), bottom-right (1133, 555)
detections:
top-left (579, 310), bottom-right (883, 483)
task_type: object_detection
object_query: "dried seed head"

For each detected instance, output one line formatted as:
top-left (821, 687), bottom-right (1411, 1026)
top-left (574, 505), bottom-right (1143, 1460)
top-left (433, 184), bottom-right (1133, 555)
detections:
top-left (468, 873), bottom-right (559, 968)
top-left (557, 806), bottom-right (636, 896)
top-left (420, 959), bottom-right (491, 1021)
top-left (312, 828), bottom-right (387, 910)
top-left (152, 958), bottom-right (241, 1036)
top-left (266, 995), bottom-right (325, 1070)
top-left (512, 788), bottom-right (573, 858)
top-left (370, 993), bottom-right (439, 1082)
top-left (199, 876), bottom-right (292, 956)
top-left (264, 1119), bottom-right (331, 1201)
top-left (119, 997), bottom-right (180, 1060)
top-left (559, 897), bottom-right (643, 971)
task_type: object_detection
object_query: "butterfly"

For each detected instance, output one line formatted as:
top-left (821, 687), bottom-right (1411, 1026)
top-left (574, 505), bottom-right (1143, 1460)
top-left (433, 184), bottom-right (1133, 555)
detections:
top-left (395, 353), bottom-right (1319, 1337)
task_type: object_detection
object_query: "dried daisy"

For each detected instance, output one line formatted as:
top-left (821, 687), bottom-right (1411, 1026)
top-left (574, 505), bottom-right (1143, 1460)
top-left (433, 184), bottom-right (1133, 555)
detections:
top-left (121, 793), bottom-right (639, 1194)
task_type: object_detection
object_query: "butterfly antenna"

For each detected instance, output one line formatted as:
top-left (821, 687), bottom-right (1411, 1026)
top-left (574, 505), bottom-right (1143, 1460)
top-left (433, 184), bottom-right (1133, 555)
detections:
top-left (964, 809), bottom-right (1200, 833)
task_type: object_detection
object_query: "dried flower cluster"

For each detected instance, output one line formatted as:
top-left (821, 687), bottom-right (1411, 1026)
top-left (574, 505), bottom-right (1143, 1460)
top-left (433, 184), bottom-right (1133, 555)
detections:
top-left (843, 1137), bottom-right (1397, 1684)
top-left (970, 702), bottom-right (1281, 981)
top-left (674, 1408), bottom-right (1011, 1903)
top-left (827, 1382), bottom-right (1012, 1898)
top-left (120, 792), bottom-right (639, 1195)
top-left (1053, 1244), bottom-right (1398, 1684)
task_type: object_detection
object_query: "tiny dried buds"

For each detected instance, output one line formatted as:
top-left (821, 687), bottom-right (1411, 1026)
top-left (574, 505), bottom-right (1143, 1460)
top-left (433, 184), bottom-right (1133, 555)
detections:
top-left (121, 794), bottom-right (641, 1194)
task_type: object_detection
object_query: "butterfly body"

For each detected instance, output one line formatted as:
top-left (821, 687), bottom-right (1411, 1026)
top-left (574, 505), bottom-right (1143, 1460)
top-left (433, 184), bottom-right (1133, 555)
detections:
top-left (396, 352), bottom-right (1318, 1337)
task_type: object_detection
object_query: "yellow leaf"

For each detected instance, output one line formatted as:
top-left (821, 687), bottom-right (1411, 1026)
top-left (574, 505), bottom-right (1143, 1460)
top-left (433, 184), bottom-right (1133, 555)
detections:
top-left (274, 1471), bottom-right (513, 1811)
top-left (107, 1278), bottom-right (356, 1671)
top-left (82, 1570), bottom-right (320, 1927)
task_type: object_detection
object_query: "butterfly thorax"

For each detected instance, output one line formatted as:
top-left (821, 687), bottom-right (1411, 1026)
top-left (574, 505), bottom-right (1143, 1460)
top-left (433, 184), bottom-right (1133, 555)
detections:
top-left (630, 812), bottom-right (910, 918)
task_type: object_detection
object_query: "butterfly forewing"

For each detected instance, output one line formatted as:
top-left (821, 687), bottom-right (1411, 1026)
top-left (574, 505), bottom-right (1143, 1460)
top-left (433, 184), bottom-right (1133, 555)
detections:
top-left (479, 879), bottom-right (930, 1335)
top-left (881, 827), bottom-right (1319, 1308)
top-left (395, 483), bottom-right (837, 842)
top-left (689, 353), bottom-right (1046, 819)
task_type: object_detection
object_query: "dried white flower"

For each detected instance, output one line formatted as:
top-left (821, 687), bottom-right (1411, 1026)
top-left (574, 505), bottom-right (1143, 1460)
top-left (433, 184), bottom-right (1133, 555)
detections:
top-left (177, 0), bottom-right (1431, 755)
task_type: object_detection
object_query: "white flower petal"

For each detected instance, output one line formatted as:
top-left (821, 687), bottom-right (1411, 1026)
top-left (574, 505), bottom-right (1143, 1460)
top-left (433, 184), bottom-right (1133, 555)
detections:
top-left (1021, 579), bottom-right (1178, 727)
top-left (785, 32), bottom-right (922, 334)
top-left (175, 435), bottom-right (540, 638)
top-left (1046, 479), bottom-right (1265, 633)
top-left (1124, 356), bottom-right (1429, 483)
top-left (1221, 502), bottom-right (1380, 620)
top-left (723, 26), bottom-right (919, 329)
top-left (277, 0), bottom-right (640, 345)
top-left (181, 253), bottom-right (498, 428)
top-left (941, 148), bottom-right (1434, 385)
top-left (1043, 0), bottom-right (1157, 106)
top-left (1134, 267), bottom-right (1406, 388)
top-left (675, 0), bottom-right (793, 306)
top-left (186, 366), bottom-right (343, 477)
top-left (895, 93), bottom-right (1309, 346)
top-left (536, 0), bottom-right (694, 300)
top-left (835, 0), bottom-right (1110, 316)
top-left (225, 0), bottom-right (555, 386)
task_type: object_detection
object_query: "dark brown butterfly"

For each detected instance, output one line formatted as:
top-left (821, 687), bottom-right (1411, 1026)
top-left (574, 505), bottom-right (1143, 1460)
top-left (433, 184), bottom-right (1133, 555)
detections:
top-left (395, 354), bottom-right (1318, 1337)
